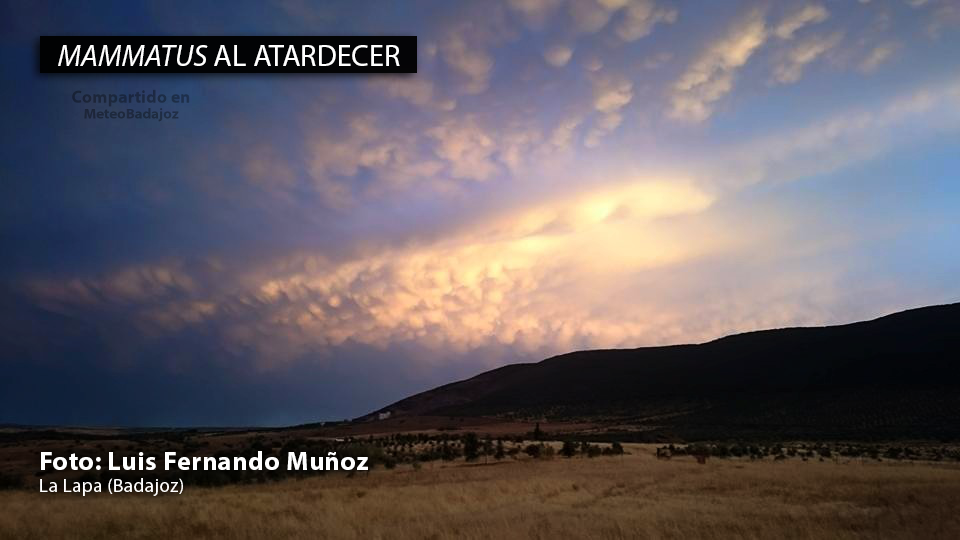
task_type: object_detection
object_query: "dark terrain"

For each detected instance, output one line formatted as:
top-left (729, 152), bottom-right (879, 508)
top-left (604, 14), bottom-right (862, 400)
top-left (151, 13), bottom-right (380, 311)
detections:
top-left (370, 303), bottom-right (960, 440)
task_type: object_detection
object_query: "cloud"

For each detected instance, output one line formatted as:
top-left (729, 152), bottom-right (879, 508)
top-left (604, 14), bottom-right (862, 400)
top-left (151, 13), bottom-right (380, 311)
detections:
top-left (713, 80), bottom-right (960, 190)
top-left (584, 56), bottom-right (604, 71)
top-left (771, 32), bottom-right (843, 85)
top-left (367, 76), bottom-right (456, 111)
top-left (18, 71), bottom-right (960, 380)
top-left (566, 0), bottom-right (675, 37)
top-left (585, 112), bottom-right (622, 147)
top-left (242, 143), bottom-right (298, 191)
top-left (427, 115), bottom-right (501, 181)
top-left (543, 44), bottom-right (574, 67)
top-left (23, 178), bottom-right (716, 364)
top-left (586, 76), bottom-right (633, 146)
top-left (669, 9), bottom-right (768, 122)
top-left (615, 0), bottom-right (678, 42)
top-left (859, 42), bottom-right (898, 73)
top-left (774, 4), bottom-right (829, 40)
top-left (568, 0), bottom-right (619, 33)
top-left (440, 30), bottom-right (496, 94)
top-left (927, 2), bottom-right (960, 38)
top-left (642, 51), bottom-right (673, 70)
top-left (305, 114), bottom-right (444, 207)
top-left (26, 74), bottom-right (960, 370)
top-left (593, 77), bottom-right (634, 113)
top-left (506, 0), bottom-right (564, 27)
top-left (549, 115), bottom-right (583, 148)
top-left (303, 103), bottom-right (572, 203)
top-left (28, 264), bottom-right (196, 309)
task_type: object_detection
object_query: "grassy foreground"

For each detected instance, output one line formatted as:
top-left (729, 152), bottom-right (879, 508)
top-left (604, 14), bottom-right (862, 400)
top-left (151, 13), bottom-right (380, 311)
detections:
top-left (2, 445), bottom-right (960, 539)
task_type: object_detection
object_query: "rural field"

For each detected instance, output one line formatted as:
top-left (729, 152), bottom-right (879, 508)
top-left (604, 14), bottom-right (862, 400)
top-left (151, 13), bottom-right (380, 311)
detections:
top-left (2, 444), bottom-right (959, 540)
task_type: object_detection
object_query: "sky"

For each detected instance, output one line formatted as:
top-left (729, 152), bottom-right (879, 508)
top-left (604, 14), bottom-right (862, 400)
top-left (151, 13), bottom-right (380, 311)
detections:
top-left (1, 0), bottom-right (959, 426)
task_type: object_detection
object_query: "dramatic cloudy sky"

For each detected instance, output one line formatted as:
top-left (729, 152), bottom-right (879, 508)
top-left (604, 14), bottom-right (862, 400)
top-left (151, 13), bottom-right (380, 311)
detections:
top-left (2, 0), bottom-right (959, 426)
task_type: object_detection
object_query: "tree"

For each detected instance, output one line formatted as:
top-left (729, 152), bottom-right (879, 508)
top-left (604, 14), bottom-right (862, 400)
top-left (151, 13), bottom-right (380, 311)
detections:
top-left (482, 437), bottom-right (494, 463)
top-left (533, 422), bottom-right (543, 441)
top-left (494, 439), bottom-right (506, 461)
top-left (524, 444), bottom-right (542, 459)
top-left (441, 441), bottom-right (459, 461)
top-left (463, 433), bottom-right (480, 461)
top-left (560, 440), bottom-right (578, 458)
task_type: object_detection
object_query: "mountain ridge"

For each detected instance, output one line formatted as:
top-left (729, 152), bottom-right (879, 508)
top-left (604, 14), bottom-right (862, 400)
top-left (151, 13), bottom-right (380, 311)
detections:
top-left (366, 303), bottom-right (960, 440)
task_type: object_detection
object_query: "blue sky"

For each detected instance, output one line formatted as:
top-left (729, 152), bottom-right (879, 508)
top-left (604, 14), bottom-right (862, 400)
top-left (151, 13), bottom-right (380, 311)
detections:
top-left (1, 0), bottom-right (959, 426)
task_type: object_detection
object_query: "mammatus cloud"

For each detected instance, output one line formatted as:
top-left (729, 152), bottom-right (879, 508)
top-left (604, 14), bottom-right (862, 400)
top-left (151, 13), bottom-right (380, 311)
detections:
top-left (585, 112), bottom-right (623, 148)
top-left (26, 79), bottom-right (960, 371)
top-left (586, 75), bottom-right (633, 146)
top-left (442, 37), bottom-right (494, 94)
top-left (560, 0), bottom-right (676, 36)
top-left (669, 9), bottom-right (767, 122)
top-left (25, 179), bottom-right (717, 366)
top-left (438, 16), bottom-right (503, 95)
top-left (305, 114), bottom-right (444, 208)
top-left (367, 76), bottom-right (456, 111)
top-left (615, 0), bottom-right (678, 42)
top-left (17, 76), bottom-right (960, 393)
top-left (299, 107), bottom-right (570, 207)
top-left (568, 0), bottom-right (621, 34)
top-left (427, 116), bottom-right (501, 180)
top-left (593, 77), bottom-right (633, 113)
top-left (544, 44), bottom-right (574, 66)
top-left (28, 264), bottom-right (197, 309)
top-left (549, 116), bottom-right (583, 148)
top-left (506, 0), bottom-right (564, 27)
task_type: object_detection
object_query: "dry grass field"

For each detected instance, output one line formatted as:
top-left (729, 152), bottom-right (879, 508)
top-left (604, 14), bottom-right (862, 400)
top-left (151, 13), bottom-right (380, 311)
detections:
top-left (2, 445), bottom-right (959, 540)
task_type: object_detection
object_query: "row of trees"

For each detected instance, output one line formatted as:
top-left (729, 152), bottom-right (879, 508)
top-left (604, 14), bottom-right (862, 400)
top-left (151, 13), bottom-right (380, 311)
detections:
top-left (661, 443), bottom-right (960, 462)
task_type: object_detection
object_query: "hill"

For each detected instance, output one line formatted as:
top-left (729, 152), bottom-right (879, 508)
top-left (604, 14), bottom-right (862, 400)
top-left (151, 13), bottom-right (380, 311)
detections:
top-left (369, 303), bottom-right (960, 440)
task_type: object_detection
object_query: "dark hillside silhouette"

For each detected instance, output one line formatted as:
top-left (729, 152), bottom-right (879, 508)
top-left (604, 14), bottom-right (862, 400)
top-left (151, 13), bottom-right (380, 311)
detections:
top-left (370, 303), bottom-right (960, 440)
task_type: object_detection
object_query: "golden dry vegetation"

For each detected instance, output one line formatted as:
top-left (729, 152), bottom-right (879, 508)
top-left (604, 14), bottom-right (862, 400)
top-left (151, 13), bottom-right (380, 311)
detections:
top-left (2, 445), bottom-right (960, 540)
